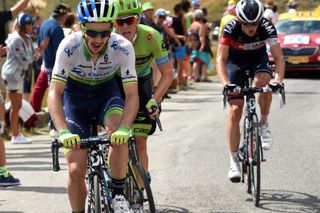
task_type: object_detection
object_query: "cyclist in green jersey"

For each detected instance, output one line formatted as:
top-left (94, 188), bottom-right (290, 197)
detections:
top-left (114, 0), bottom-right (173, 199)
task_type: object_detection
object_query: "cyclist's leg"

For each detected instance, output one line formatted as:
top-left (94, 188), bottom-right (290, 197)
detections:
top-left (253, 59), bottom-right (273, 123)
top-left (97, 87), bottom-right (128, 198)
top-left (226, 61), bottom-right (246, 181)
top-left (63, 93), bottom-right (93, 212)
top-left (226, 60), bottom-right (246, 152)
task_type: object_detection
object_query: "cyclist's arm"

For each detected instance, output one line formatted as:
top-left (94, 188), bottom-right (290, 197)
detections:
top-left (151, 30), bottom-right (173, 103)
top-left (216, 43), bottom-right (230, 85)
top-left (154, 61), bottom-right (173, 103)
top-left (48, 82), bottom-right (68, 131)
top-left (270, 42), bottom-right (285, 83)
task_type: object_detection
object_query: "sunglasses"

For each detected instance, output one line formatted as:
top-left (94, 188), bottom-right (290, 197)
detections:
top-left (82, 25), bottom-right (112, 38)
top-left (241, 21), bottom-right (261, 27)
top-left (115, 16), bottom-right (137, 27)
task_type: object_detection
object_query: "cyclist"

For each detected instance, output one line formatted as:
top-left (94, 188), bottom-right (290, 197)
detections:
top-left (114, 0), bottom-right (173, 208)
top-left (216, 0), bottom-right (285, 182)
top-left (47, 0), bottom-right (139, 212)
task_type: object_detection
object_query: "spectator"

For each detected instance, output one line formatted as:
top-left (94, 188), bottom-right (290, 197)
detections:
top-left (171, 3), bottom-right (188, 90)
top-left (29, 3), bottom-right (69, 138)
top-left (0, 0), bottom-right (30, 101)
top-left (219, 0), bottom-right (238, 37)
top-left (63, 13), bottom-right (76, 36)
top-left (263, 0), bottom-right (276, 24)
top-left (288, 0), bottom-right (298, 13)
top-left (180, 0), bottom-right (192, 29)
top-left (0, 43), bottom-right (17, 185)
top-left (140, 2), bottom-right (157, 28)
top-left (189, 9), bottom-right (212, 82)
top-left (2, 13), bottom-right (43, 144)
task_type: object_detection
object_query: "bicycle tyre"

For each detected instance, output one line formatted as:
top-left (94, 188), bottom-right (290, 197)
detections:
top-left (135, 161), bottom-right (156, 213)
top-left (249, 119), bottom-right (261, 207)
top-left (242, 117), bottom-right (251, 194)
top-left (88, 174), bottom-right (110, 213)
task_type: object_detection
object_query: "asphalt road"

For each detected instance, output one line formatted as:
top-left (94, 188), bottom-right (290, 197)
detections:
top-left (1, 76), bottom-right (320, 213)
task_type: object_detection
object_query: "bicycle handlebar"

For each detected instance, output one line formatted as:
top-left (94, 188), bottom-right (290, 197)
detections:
top-left (51, 136), bottom-right (112, 172)
top-left (222, 84), bottom-right (286, 109)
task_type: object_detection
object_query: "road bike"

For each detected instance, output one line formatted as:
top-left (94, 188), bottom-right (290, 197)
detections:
top-left (223, 80), bottom-right (286, 207)
top-left (51, 118), bottom-right (156, 213)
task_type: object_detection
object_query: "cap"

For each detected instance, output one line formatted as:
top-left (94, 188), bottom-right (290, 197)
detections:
top-left (17, 13), bottom-right (33, 27)
top-left (53, 3), bottom-right (69, 15)
top-left (192, 0), bottom-right (200, 6)
top-left (155, 8), bottom-right (170, 17)
top-left (142, 2), bottom-right (154, 11)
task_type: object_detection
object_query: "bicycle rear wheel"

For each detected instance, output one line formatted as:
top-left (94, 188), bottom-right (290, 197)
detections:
top-left (88, 174), bottom-right (110, 213)
top-left (249, 119), bottom-right (261, 207)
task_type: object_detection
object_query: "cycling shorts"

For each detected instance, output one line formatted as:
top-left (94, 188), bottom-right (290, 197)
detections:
top-left (171, 45), bottom-right (186, 60)
top-left (63, 80), bottom-right (124, 138)
top-left (227, 55), bottom-right (273, 101)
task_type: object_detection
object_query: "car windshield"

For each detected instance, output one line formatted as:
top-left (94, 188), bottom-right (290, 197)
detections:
top-left (275, 20), bottom-right (320, 34)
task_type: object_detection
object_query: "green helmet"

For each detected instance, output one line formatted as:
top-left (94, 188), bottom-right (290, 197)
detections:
top-left (117, 0), bottom-right (142, 16)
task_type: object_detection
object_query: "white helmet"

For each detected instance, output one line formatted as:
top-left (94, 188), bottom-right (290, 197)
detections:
top-left (236, 0), bottom-right (264, 23)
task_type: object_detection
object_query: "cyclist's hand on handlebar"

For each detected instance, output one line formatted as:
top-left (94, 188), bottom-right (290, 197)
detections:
top-left (224, 84), bottom-right (241, 95)
top-left (146, 98), bottom-right (159, 120)
top-left (267, 82), bottom-right (284, 92)
top-left (58, 130), bottom-right (80, 148)
top-left (111, 126), bottom-right (130, 145)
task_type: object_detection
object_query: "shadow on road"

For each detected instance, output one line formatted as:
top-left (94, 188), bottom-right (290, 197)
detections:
top-left (256, 189), bottom-right (320, 213)
top-left (0, 186), bottom-right (67, 194)
top-left (155, 205), bottom-right (192, 212)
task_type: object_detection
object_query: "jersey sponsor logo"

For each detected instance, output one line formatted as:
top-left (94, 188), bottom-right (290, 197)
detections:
top-left (71, 67), bottom-right (112, 79)
top-left (136, 54), bottom-right (152, 66)
top-left (147, 33), bottom-right (153, 40)
top-left (231, 40), bottom-right (266, 50)
top-left (261, 19), bottom-right (276, 36)
top-left (79, 65), bottom-right (92, 69)
top-left (53, 69), bottom-right (67, 80)
top-left (122, 69), bottom-right (136, 80)
top-left (98, 66), bottom-right (112, 70)
top-left (111, 41), bottom-right (129, 56)
top-left (223, 20), bottom-right (237, 34)
top-left (161, 40), bottom-right (166, 51)
top-left (64, 43), bottom-right (81, 57)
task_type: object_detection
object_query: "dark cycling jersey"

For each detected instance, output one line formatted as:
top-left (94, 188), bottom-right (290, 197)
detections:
top-left (219, 18), bottom-right (278, 65)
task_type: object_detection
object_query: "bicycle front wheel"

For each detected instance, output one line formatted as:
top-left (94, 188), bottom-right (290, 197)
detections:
top-left (88, 174), bottom-right (110, 213)
top-left (249, 118), bottom-right (261, 207)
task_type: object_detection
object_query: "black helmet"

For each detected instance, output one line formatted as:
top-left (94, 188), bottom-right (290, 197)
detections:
top-left (236, 0), bottom-right (264, 23)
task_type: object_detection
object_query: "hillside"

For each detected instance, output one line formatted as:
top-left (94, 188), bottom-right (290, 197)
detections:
top-left (1, 0), bottom-right (319, 22)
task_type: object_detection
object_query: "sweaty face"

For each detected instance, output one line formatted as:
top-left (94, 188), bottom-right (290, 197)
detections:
top-left (84, 22), bottom-right (112, 54)
top-left (114, 14), bottom-right (139, 43)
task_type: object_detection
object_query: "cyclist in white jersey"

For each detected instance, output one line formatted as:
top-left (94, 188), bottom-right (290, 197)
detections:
top-left (48, 0), bottom-right (138, 212)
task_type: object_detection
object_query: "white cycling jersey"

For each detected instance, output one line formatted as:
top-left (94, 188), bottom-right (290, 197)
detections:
top-left (52, 32), bottom-right (137, 96)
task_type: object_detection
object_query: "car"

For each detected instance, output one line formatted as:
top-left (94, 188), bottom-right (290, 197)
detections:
top-left (269, 11), bottom-right (320, 72)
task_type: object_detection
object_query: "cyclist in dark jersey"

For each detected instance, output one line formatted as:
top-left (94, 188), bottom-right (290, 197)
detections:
top-left (216, 0), bottom-right (285, 183)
